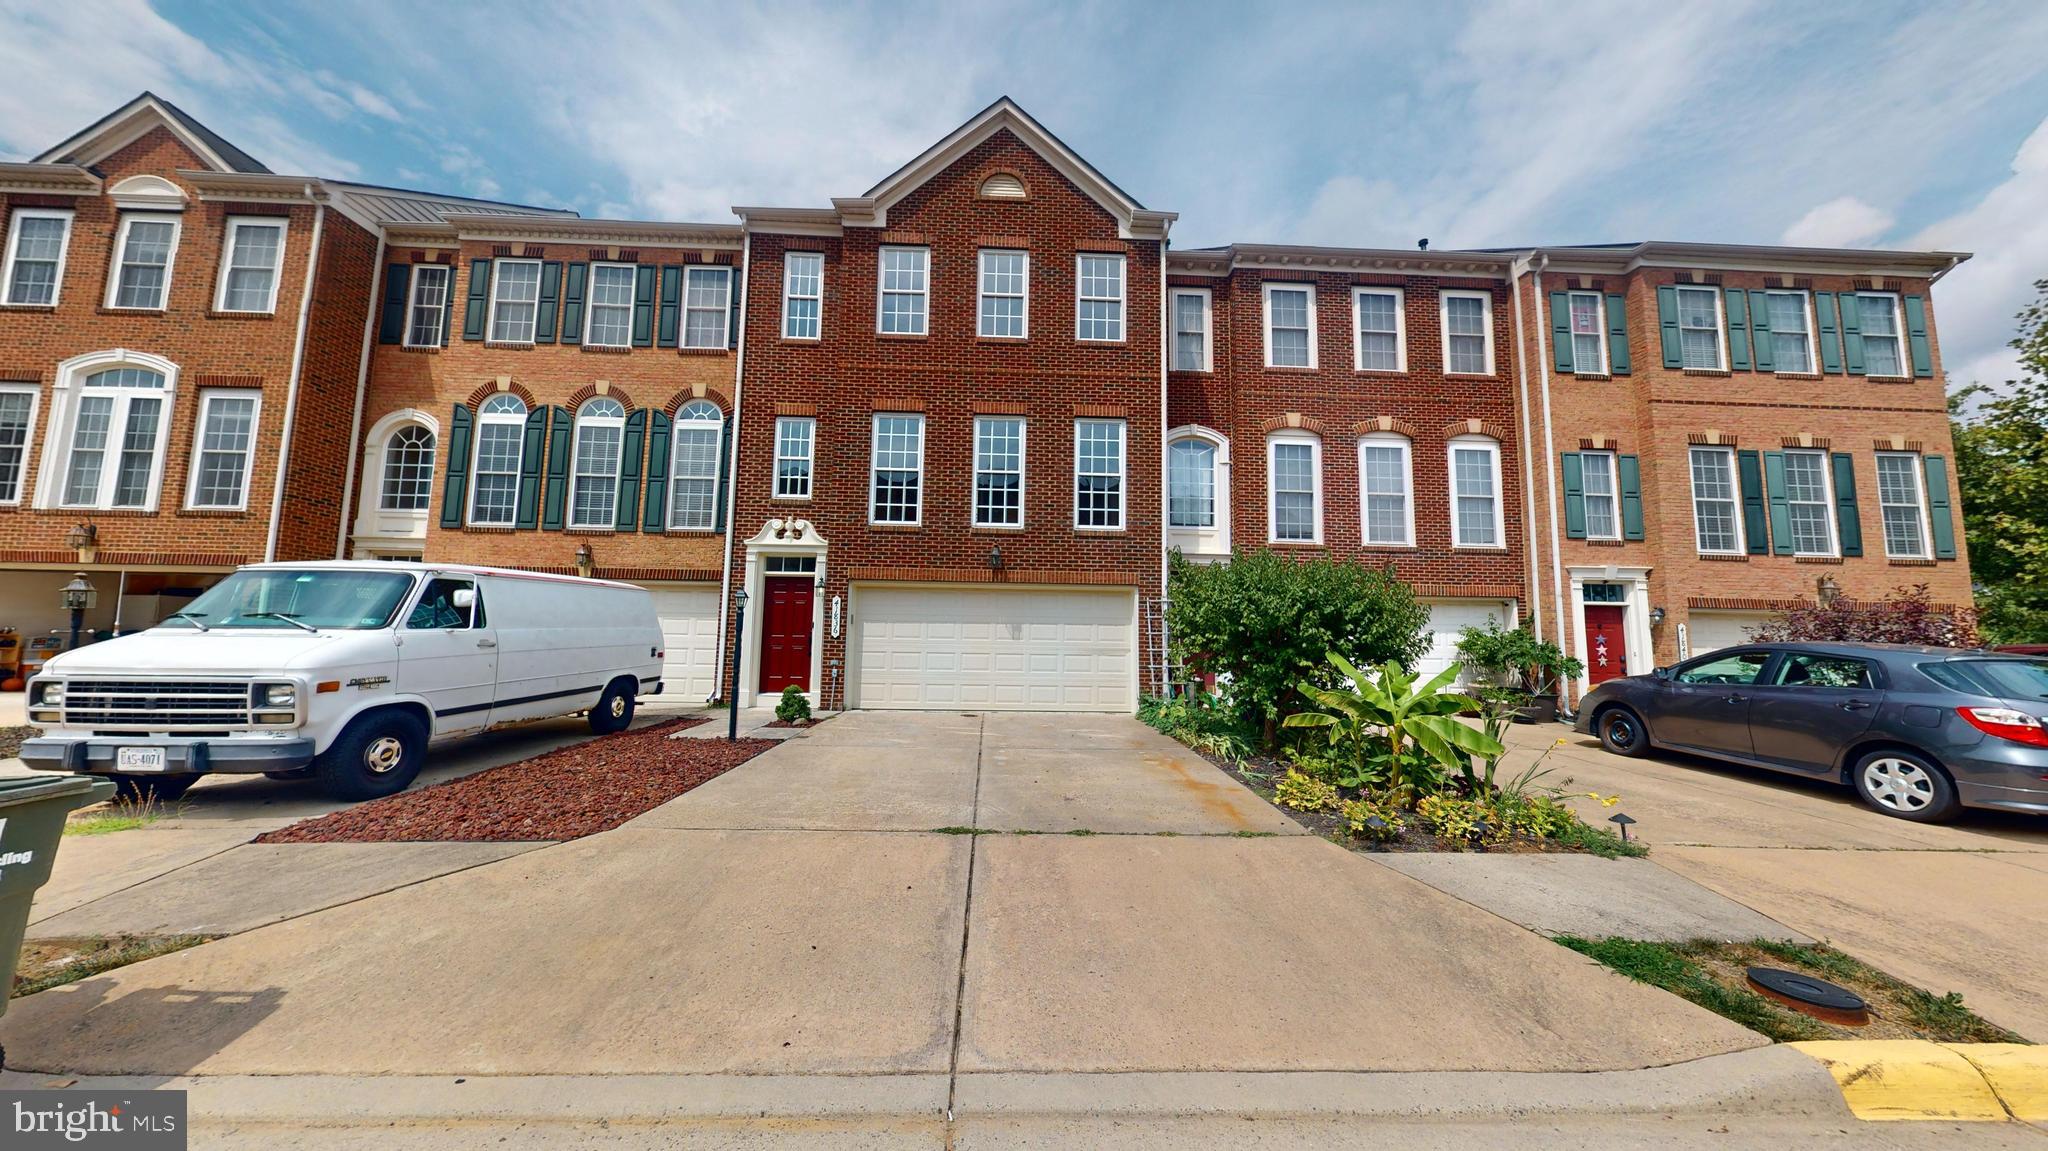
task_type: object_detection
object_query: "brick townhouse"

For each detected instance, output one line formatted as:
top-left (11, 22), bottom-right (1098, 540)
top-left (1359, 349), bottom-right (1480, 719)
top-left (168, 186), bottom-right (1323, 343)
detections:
top-left (0, 93), bottom-right (1975, 712)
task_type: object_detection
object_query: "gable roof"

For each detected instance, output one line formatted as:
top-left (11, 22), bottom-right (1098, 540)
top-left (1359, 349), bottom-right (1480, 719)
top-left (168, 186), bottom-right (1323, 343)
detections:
top-left (745, 96), bottom-right (1174, 241)
top-left (34, 92), bottom-right (270, 174)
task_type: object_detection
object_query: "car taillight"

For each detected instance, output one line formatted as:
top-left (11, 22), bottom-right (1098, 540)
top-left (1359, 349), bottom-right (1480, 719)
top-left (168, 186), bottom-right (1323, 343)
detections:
top-left (1957, 706), bottom-right (2048, 748)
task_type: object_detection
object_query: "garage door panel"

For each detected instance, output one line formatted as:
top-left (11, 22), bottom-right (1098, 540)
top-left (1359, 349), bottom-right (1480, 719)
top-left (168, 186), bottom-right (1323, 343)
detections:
top-left (1687, 612), bottom-right (1771, 656)
top-left (646, 584), bottom-right (720, 703)
top-left (1419, 600), bottom-right (1515, 683)
top-left (853, 585), bottom-right (1135, 712)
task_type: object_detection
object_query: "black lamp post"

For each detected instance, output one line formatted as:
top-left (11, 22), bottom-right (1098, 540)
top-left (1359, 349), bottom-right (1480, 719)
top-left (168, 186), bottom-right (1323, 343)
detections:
top-left (60, 572), bottom-right (97, 651)
top-left (727, 589), bottom-right (749, 742)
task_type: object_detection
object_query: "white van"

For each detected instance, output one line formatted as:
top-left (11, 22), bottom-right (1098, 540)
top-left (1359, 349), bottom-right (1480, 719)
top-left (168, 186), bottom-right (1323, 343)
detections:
top-left (21, 562), bottom-right (666, 801)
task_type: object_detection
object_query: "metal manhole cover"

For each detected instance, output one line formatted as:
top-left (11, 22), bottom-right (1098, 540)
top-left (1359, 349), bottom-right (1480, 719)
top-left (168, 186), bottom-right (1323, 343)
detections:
top-left (1747, 965), bottom-right (1868, 1023)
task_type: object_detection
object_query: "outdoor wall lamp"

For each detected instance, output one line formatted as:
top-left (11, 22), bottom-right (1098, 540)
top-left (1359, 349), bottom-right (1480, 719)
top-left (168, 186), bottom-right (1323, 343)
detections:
top-left (66, 521), bottom-right (98, 563)
top-left (1817, 574), bottom-right (1842, 607)
top-left (574, 542), bottom-right (595, 579)
top-left (1649, 606), bottom-right (1666, 626)
top-left (988, 545), bottom-right (1003, 571)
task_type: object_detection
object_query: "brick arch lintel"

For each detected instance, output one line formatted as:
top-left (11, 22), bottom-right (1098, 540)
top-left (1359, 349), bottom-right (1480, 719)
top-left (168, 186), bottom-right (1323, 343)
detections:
top-left (1259, 412), bottom-right (1326, 435)
top-left (565, 380), bottom-right (637, 412)
top-left (663, 382), bottom-right (733, 416)
top-left (1353, 416), bottom-right (1418, 439)
top-left (463, 376), bottom-right (538, 410)
top-left (1442, 417), bottom-right (1507, 441)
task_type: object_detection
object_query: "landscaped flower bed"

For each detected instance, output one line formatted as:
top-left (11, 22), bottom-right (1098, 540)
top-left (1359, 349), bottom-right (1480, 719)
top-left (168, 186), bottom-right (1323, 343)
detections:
top-left (257, 716), bottom-right (773, 843)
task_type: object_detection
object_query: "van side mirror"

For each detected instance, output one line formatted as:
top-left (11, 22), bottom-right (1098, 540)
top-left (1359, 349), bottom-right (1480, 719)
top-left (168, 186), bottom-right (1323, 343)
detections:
top-left (451, 588), bottom-right (476, 609)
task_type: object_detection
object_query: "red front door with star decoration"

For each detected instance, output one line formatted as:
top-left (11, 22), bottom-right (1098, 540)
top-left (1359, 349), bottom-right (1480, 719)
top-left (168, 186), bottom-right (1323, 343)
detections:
top-left (1584, 605), bottom-right (1628, 685)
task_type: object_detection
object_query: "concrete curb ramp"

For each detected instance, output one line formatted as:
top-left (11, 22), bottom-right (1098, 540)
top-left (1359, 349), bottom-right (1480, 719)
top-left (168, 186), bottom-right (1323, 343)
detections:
top-left (1791, 1040), bottom-right (2048, 1122)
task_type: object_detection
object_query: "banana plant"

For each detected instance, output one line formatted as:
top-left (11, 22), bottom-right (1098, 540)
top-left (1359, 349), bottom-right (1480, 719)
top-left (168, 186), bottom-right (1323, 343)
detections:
top-left (1282, 653), bottom-right (1506, 804)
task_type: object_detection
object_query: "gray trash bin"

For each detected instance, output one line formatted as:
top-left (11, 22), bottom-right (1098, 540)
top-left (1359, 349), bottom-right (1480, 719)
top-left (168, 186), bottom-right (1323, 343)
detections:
top-left (0, 774), bottom-right (116, 1059)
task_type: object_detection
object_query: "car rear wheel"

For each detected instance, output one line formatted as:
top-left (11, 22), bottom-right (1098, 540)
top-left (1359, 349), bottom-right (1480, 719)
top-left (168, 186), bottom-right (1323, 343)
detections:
top-left (315, 711), bottom-right (426, 801)
top-left (109, 773), bottom-right (198, 803)
top-left (1852, 749), bottom-right (1959, 822)
top-left (588, 679), bottom-right (636, 735)
top-left (1596, 706), bottom-right (1649, 758)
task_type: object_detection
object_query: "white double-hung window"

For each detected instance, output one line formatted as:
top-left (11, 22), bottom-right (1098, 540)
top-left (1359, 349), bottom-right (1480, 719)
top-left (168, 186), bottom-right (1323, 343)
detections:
top-left (1857, 292), bottom-right (1906, 377)
top-left (405, 265), bottom-right (450, 347)
top-left (569, 397), bottom-right (627, 528)
top-left (978, 249), bottom-right (1028, 338)
top-left (1567, 291), bottom-right (1606, 374)
top-left (1675, 285), bottom-right (1724, 370)
top-left (783, 252), bottom-right (822, 339)
top-left (1353, 287), bottom-right (1404, 372)
top-left (1267, 432), bottom-right (1321, 543)
top-left (1358, 433), bottom-right (1412, 546)
top-left (1688, 446), bottom-right (1742, 554)
top-left (1765, 290), bottom-right (1814, 373)
top-left (56, 366), bottom-right (172, 510)
top-left (468, 393), bottom-right (528, 526)
top-left (488, 259), bottom-right (542, 343)
top-left (584, 263), bottom-right (635, 347)
top-left (1783, 448), bottom-right (1837, 556)
top-left (0, 384), bottom-right (39, 504)
top-left (668, 400), bottom-right (725, 531)
top-left (1442, 291), bottom-right (1494, 375)
top-left (1875, 452), bottom-right (1931, 558)
top-left (1581, 450), bottom-right (1619, 540)
top-left (107, 214), bottom-right (180, 310)
top-left (870, 413), bottom-right (924, 524)
top-left (214, 217), bottom-right (286, 313)
top-left (684, 266), bottom-right (732, 348)
top-left (3, 208), bottom-right (72, 306)
top-left (973, 416), bottom-right (1025, 527)
top-left (1171, 289), bottom-right (1210, 371)
top-left (878, 247), bottom-right (928, 335)
top-left (1075, 418), bottom-right (1125, 529)
top-left (1448, 435), bottom-right (1503, 546)
top-left (187, 391), bottom-right (259, 509)
top-left (1263, 283), bottom-right (1315, 368)
top-left (774, 416), bottom-right (814, 500)
top-left (1076, 254), bottom-right (1124, 341)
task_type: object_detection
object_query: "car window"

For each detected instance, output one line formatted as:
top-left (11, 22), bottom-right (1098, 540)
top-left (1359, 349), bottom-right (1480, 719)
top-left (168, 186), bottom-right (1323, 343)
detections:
top-left (1675, 651), bottom-right (1770, 686)
top-left (407, 578), bottom-right (479, 630)
top-left (1920, 659), bottom-right (2048, 700)
top-left (1771, 653), bottom-right (1874, 689)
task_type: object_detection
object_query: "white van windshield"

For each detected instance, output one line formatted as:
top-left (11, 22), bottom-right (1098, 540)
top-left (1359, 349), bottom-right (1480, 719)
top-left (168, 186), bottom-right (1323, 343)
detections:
top-left (160, 570), bottom-right (417, 631)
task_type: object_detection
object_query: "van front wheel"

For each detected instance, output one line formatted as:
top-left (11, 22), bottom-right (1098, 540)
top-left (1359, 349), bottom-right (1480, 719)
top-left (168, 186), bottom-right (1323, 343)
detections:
top-left (315, 711), bottom-right (426, 801)
top-left (589, 680), bottom-right (636, 735)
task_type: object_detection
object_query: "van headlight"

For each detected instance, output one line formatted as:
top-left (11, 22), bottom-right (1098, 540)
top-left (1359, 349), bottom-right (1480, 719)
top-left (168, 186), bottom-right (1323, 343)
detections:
top-left (33, 681), bottom-right (63, 706)
top-left (259, 683), bottom-right (297, 708)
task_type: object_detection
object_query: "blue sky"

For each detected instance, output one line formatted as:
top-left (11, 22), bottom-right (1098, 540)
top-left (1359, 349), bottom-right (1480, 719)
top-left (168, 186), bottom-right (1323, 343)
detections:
top-left (4, 0), bottom-right (2047, 389)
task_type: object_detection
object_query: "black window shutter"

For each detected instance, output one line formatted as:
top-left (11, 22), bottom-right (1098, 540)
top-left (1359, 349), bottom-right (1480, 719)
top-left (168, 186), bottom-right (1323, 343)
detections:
top-left (615, 408), bottom-right (647, 531)
top-left (1618, 454), bottom-right (1644, 541)
top-left (440, 266), bottom-right (453, 345)
top-left (631, 265), bottom-right (657, 347)
top-left (1605, 293), bottom-right (1630, 374)
top-left (461, 259), bottom-right (492, 341)
top-left (1904, 295), bottom-right (1934, 377)
top-left (379, 263), bottom-right (410, 344)
top-left (1748, 290), bottom-right (1774, 372)
top-left (1724, 288), bottom-right (1751, 371)
top-left (1656, 285), bottom-right (1681, 368)
top-left (560, 262), bottom-right (588, 345)
top-left (440, 404), bottom-right (473, 528)
top-left (727, 266), bottom-right (741, 349)
top-left (1549, 291), bottom-right (1574, 373)
top-left (533, 261), bottom-right (561, 344)
top-left (1841, 293), bottom-right (1866, 374)
top-left (1736, 449), bottom-right (1768, 555)
top-left (1561, 452), bottom-right (1586, 538)
top-left (712, 416), bottom-right (733, 532)
top-left (642, 409), bottom-right (672, 531)
top-left (1813, 292), bottom-right (1842, 373)
top-left (1763, 450), bottom-right (1793, 555)
top-left (1831, 453), bottom-right (1862, 557)
top-left (541, 406), bottom-right (573, 530)
top-left (657, 265), bottom-right (682, 348)
top-left (1925, 455), bottom-right (1956, 559)
top-left (515, 406), bottom-right (548, 528)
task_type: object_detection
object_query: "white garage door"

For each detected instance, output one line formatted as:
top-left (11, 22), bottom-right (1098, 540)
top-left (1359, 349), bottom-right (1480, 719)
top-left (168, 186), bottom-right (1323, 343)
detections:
top-left (1419, 600), bottom-right (1515, 683)
top-left (852, 584), bottom-right (1136, 712)
top-left (1685, 611), bottom-right (1772, 657)
top-left (645, 583), bottom-right (720, 703)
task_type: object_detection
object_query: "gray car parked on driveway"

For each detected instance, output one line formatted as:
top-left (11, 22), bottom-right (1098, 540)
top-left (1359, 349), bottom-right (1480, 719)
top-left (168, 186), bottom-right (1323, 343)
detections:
top-left (1575, 642), bottom-right (2048, 822)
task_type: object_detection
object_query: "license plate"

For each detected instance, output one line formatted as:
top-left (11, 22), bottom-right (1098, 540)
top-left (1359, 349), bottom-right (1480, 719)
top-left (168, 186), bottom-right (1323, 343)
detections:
top-left (116, 747), bottom-right (167, 772)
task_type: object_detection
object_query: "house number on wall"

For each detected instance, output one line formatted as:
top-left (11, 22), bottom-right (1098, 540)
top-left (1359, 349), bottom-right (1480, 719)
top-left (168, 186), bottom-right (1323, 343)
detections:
top-left (831, 595), bottom-right (842, 639)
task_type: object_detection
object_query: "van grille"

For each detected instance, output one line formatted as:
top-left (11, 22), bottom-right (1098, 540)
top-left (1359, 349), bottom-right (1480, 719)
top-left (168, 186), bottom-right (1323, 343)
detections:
top-left (59, 679), bottom-right (257, 730)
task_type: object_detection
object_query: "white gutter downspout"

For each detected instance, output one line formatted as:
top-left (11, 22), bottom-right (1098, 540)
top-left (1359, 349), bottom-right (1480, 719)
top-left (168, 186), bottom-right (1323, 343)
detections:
top-left (713, 230), bottom-right (751, 704)
top-left (1529, 254), bottom-right (1571, 717)
top-left (265, 190), bottom-right (326, 562)
top-left (334, 231), bottom-right (388, 559)
top-left (1508, 255), bottom-right (1542, 644)
top-left (1157, 233), bottom-right (1171, 699)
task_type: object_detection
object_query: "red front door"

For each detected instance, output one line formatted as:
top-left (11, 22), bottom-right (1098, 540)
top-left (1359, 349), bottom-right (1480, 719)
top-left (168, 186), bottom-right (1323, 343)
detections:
top-left (1584, 605), bottom-right (1628, 685)
top-left (758, 576), bottom-right (814, 693)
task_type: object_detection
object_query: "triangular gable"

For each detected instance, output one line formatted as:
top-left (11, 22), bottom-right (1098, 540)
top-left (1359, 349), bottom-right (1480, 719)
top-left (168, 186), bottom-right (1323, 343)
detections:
top-left (837, 97), bottom-right (1173, 240)
top-left (33, 92), bottom-right (270, 175)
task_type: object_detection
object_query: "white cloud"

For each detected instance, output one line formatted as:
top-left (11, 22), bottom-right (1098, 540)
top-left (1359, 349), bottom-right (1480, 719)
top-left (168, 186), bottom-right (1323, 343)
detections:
top-left (1782, 197), bottom-right (1896, 248)
top-left (1909, 114), bottom-right (2048, 390)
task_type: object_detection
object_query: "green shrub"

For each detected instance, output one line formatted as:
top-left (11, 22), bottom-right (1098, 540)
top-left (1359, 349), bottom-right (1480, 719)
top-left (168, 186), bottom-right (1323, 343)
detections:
top-left (1339, 795), bottom-right (1406, 842)
top-left (775, 685), bottom-right (812, 724)
top-left (1415, 794), bottom-right (1506, 848)
top-left (1454, 619), bottom-right (1584, 695)
top-left (1282, 653), bottom-right (1503, 801)
top-left (1273, 769), bottom-right (1340, 813)
top-left (1166, 550), bottom-right (1429, 742)
top-left (1137, 692), bottom-right (1256, 763)
top-left (1493, 793), bottom-right (1580, 840)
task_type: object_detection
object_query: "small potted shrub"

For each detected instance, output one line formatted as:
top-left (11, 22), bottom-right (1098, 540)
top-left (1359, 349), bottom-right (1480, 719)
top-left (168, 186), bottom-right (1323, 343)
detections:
top-left (775, 685), bottom-right (812, 726)
top-left (1455, 621), bottom-right (1583, 723)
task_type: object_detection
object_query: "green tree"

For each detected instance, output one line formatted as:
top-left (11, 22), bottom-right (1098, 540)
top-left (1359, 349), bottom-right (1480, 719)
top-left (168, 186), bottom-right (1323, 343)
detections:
top-left (1951, 278), bottom-right (2048, 643)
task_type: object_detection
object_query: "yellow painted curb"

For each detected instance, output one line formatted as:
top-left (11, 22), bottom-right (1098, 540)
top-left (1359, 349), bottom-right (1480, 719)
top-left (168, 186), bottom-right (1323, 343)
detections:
top-left (1944, 1043), bottom-right (2048, 1123)
top-left (1789, 1040), bottom-right (2007, 1121)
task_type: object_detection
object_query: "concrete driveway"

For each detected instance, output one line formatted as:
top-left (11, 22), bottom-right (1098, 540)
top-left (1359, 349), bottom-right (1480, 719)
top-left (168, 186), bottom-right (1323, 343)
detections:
top-left (0, 710), bottom-right (1759, 1079)
top-left (1499, 721), bottom-right (2048, 1040)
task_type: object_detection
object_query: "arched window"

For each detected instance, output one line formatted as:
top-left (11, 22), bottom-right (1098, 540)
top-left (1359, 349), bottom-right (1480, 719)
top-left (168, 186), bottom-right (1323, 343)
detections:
top-left (468, 393), bottom-right (528, 526)
top-left (668, 399), bottom-right (724, 531)
top-left (1358, 432), bottom-right (1414, 546)
top-left (60, 365), bottom-right (170, 509)
top-left (1168, 437), bottom-right (1215, 529)
top-left (379, 424), bottom-right (437, 511)
top-left (569, 397), bottom-right (627, 528)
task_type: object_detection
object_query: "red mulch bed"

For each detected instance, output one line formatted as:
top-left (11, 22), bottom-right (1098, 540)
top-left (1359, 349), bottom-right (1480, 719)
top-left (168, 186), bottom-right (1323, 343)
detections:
top-left (256, 717), bottom-right (774, 844)
top-left (764, 715), bottom-right (831, 729)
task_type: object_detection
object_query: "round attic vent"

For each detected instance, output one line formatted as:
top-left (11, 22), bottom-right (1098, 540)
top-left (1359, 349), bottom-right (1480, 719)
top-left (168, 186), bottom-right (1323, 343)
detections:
top-left (979, 173), bottom-right (1027, 200)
